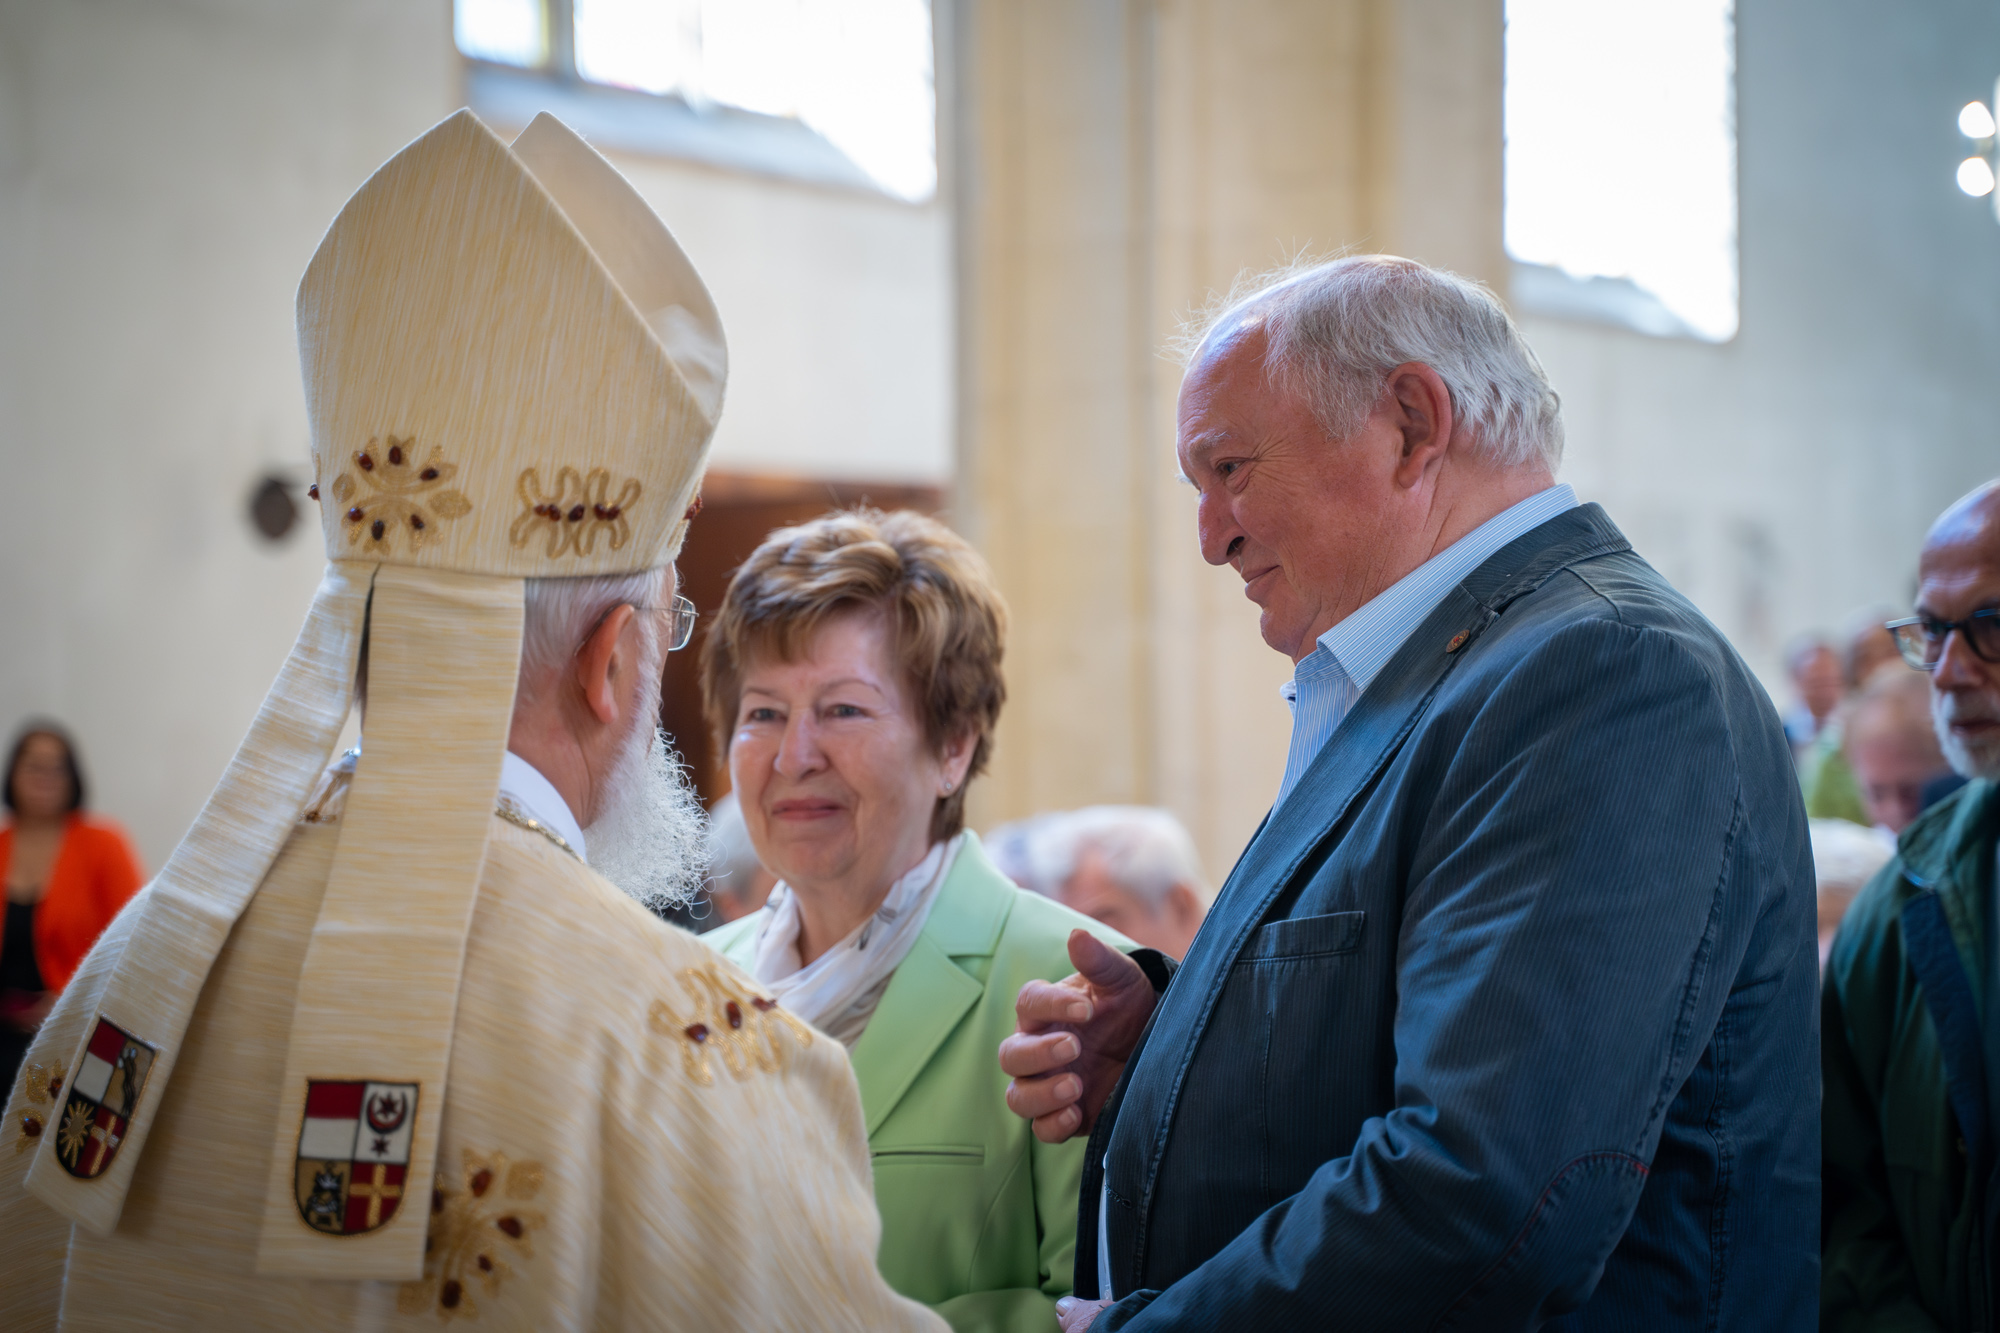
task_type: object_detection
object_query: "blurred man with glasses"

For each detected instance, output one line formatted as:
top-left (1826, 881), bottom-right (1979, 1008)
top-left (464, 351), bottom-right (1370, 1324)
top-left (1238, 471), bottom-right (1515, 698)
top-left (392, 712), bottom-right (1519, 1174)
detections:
top-left (1825, 478), bottom-right (2000, 1332)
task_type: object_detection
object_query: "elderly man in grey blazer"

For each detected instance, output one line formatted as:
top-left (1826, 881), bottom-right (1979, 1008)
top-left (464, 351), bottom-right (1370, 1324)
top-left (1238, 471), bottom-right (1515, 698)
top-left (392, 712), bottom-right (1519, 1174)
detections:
top-left (1000, 255), bottom-right (1818, 1330)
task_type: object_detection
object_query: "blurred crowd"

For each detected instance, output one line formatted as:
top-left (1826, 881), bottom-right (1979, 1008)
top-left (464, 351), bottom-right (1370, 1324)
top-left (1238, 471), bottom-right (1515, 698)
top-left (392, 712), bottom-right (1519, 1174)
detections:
top-left (1787, 615), bottom-right (1968, 966)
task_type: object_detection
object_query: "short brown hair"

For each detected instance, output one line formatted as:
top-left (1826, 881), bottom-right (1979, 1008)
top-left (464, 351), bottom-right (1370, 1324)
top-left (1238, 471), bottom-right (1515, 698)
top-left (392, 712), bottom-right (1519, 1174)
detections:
top-left (700, 509), bottom-right (1007, 842)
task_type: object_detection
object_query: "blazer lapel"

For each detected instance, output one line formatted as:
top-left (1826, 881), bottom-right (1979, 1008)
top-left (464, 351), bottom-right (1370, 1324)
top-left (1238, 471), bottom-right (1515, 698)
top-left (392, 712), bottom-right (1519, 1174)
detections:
top-left (846, 839), bottom-right (1012, 1136)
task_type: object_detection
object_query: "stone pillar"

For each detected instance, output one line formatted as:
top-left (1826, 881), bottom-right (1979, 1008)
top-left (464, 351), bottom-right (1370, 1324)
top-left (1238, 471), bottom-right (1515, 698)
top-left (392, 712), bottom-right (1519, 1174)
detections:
top-left (949, 0), bottom-right (1502, 878)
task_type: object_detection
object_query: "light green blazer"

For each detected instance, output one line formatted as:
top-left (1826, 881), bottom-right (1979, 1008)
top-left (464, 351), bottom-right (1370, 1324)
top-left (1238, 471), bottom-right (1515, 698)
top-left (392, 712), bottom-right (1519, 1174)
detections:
top-left (707, 833), bottom-right (1132, 1333)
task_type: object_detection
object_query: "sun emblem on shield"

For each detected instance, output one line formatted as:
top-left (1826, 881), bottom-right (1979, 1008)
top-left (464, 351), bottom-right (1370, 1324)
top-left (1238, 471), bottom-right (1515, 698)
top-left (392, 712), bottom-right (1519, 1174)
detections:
top-left (292, 1079), bottom-right (420, 1235)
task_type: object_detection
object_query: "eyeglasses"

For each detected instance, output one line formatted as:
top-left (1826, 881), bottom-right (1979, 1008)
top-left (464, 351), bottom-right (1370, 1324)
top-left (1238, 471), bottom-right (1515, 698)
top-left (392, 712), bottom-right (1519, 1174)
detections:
top-left (1885, 610), bottom-right (2000, 670)
top-left (662, 595), bottom-right (697, 652)
top-left (627, 596), bottom-right (698, 652)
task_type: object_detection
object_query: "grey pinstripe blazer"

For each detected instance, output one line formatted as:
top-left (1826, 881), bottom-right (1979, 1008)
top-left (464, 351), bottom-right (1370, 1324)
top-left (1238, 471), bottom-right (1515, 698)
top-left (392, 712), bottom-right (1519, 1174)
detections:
top-left (1078, 504), bottom-right (1818, 1330)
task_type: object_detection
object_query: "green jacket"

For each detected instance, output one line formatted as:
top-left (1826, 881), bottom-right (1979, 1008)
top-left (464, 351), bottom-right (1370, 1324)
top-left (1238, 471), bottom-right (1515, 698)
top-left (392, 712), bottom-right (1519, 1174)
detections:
top-left (707, 833), bottom-right (1134, 1333)
top-left (1825, 779), bottom-right (2000, 1331)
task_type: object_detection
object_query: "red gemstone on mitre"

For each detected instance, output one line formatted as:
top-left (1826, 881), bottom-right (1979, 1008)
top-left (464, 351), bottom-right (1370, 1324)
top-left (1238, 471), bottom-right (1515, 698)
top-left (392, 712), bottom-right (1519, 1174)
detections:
top-left (357, 452), bottom-right (373, 470)
top-left (477, 1255), bottom-right (493, 1272)
top-left (420, 467), bottom-right (439, 481)
top-left (686, 1023), bottom-right (709, 1043)
top-left (410, 515), bottom-right (424, 530)
top-left (751, 997), bottom-right (776, 1011)
top-left (726, 1001), bottom-right (743, 1029)
top-left (21, 1114), bottom-right (42, 1138)
top-left (346, 507), bottom-right (364, 522)
top-left (388, 444), bottom-right (403, 465)
top-left (567, 504), bottom-right (585, 522)
top-left (470, 1168), bottom-right (493, 1197)
top-left (496, 1215), bottom-right (524, 1239)
top-left (47, 1076), bottom-right (61, 1097)
top-left (370, 519), bottom-right (385, 540)
top-left (684, 494), bottom-right (704, 521)
top-left (307, 483), bottom-right (319, 500)
top-left (441, 1280), bottom-right (462, 1309)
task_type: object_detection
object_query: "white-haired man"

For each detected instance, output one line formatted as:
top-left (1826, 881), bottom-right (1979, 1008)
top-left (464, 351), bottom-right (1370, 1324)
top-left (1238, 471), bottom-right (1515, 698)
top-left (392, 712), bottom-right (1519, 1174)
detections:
top-left (1825, 478), bottom-right (2000, 1330)
top-left (1040, 808), bottom-right (1210, 961)
top-left (0, 111), bottom-right (940, 1331)
top-left (1000, 255), bottom-right (1817, 1329)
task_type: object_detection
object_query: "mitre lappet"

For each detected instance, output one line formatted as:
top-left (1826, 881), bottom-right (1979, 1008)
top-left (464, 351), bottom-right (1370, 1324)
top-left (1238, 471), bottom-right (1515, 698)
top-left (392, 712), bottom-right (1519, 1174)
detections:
top-left (20, 108), bottom-right (726, 1280)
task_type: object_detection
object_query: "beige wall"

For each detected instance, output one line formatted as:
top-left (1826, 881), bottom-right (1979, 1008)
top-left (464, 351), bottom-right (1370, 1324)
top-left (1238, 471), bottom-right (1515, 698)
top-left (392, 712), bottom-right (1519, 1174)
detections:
top-left (951, 0), bottom-right (1505, 880)
top-left (0, 0), bottom-right (951, 866)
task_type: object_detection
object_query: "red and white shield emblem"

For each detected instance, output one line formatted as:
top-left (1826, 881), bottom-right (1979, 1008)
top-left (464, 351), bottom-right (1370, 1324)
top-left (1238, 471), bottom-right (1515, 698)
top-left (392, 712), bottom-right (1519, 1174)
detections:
top-left (292, 1079), bottom-right (419, 1235)
top-left (53, 1017), bottom-right (156, 1180)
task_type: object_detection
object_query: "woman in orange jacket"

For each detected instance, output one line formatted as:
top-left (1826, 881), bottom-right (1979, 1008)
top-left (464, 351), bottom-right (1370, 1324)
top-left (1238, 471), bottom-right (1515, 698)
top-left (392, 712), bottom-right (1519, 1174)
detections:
top-left (1, 723), bottom-right (144, 1090)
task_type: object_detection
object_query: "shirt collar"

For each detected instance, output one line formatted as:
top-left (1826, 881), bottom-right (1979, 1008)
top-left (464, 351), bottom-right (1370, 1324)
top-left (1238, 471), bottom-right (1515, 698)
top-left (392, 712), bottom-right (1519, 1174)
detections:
top-left (1299, 483), bottom-right (1578, 697)
top-left (499, 751), bottom-right (588, 864)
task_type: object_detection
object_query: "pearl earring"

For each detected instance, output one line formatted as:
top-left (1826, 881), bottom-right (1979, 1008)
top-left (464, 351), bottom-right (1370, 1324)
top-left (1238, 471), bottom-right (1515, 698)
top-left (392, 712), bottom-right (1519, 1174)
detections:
top-left (942, 780), bottom-right (954, 795)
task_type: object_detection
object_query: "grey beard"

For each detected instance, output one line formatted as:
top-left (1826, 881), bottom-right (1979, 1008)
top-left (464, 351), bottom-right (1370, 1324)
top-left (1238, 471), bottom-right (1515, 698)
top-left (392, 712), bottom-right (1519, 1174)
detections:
top-left (586, 721), bottom-right (710, 913)
top-left (1934, 690), bottom-right (2000, 781)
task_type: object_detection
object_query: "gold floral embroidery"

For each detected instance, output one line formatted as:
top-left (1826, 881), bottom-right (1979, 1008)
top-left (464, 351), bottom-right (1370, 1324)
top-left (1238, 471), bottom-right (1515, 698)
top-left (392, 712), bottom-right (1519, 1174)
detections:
top-left (328, 436), bottom-right (473, 552)
top-left (509, 467), bottom-right (642, 558)
top-left (649, 964), bottom-right (813, 1087)
top-left (395, 1149), bottom-right (547, 1322)
top-left (13, 1059), bottom-right (64, 1153)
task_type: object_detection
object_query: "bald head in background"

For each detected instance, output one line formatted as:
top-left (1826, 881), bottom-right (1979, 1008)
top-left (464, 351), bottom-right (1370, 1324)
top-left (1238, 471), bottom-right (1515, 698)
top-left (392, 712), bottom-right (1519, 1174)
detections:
top-left (1922, 479), bottom-right (2000, 781)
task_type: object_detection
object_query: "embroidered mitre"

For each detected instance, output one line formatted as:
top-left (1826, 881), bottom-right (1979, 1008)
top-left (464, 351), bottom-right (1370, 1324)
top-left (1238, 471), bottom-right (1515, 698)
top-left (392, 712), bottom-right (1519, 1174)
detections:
top-left (20, 108), bottom-right (726, 1283)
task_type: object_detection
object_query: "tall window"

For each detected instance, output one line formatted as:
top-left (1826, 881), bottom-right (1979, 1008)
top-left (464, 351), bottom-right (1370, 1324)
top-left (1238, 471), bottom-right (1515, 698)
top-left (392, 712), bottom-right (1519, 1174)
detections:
top-left (1504, 0), bottom-right (1738, 342)
top-left (455, 0), bottom-right (937, 203)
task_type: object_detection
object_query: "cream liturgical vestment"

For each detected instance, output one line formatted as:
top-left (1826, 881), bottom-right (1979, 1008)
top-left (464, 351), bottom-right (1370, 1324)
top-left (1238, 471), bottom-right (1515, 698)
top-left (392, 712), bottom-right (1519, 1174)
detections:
top-left (0, 109), bottom-right (942, 1333)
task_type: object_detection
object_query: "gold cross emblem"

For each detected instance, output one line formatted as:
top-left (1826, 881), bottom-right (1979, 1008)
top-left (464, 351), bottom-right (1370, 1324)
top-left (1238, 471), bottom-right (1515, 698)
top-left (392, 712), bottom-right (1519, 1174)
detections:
top-left (84, 1119), bottom-right (118, 1175)
top-left (350, 1161), bottom-right (403, 1229)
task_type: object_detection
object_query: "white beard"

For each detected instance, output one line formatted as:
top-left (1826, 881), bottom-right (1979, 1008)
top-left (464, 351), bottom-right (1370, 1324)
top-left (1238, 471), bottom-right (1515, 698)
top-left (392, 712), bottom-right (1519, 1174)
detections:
top-left (586, 720), bottom-right (710, 912)
top-left (1933, 687), bottom-right (2000, 781)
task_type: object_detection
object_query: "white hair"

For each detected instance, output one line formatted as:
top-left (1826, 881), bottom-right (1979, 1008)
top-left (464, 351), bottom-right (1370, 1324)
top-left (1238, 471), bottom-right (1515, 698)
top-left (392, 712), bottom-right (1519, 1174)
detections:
top-left (1042, 806), bottom-right (1210, 910)
top-left (517, 567), bottom-right (708, 910)
top-left (519, 568), bottom-right (669, 696)
top-left (1182, 254), bottom-right (1565, 472)
top-left (703, 792), bottom-right (767, 906)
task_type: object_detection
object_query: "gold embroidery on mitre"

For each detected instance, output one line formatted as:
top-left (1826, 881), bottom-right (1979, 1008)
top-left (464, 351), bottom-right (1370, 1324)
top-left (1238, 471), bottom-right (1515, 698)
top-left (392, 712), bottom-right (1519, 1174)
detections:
top-left (329, 436), bottom-right (473, 552)
top-left (396, 1149), bottom-right (546, 1322)
top-left (13, 1058), bottom-right (65, 1153)
top-left (509, 467), bottom-right (643, 558)
top-left (648, 964), bottom-right (813, 1088)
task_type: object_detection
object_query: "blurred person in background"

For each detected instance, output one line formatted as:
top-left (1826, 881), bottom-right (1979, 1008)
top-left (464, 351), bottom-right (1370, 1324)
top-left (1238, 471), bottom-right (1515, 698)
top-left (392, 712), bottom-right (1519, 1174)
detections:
top-left (1802, 614), bottom-right (1903, 826)
top-left (0, 723), bottom-right (144, 1092)
top-left (701, 509), bottom-right (1146, 1332)
top-left (1824, 477), bottom-right (2000, 1329)
top-left (1808, 818), bottom-right (1893, 971)
top-left (700, 791), bottom-right (778, 930)
top-left (1039, 807), bottom-right (1210, 961)
top-left (1843, 666), bottom-right (1955, 834)
top-left (981, 815), bottom-right (1062, 897)
top-left (1782, 634), bottom-right (1844, 755)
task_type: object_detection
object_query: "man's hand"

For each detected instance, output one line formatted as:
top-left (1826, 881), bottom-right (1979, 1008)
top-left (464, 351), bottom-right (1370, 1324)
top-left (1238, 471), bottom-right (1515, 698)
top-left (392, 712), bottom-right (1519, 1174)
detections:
top-left (1000, 930), bottom-right (1158, 1143)
top-left (1056, 1296), bottom-right (1111, 1331)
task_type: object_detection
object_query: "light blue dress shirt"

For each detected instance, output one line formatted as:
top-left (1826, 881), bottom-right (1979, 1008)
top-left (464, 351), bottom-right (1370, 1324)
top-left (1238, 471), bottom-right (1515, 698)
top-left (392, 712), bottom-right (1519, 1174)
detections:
top-left (1273, 484), bottom-right (1578, 808)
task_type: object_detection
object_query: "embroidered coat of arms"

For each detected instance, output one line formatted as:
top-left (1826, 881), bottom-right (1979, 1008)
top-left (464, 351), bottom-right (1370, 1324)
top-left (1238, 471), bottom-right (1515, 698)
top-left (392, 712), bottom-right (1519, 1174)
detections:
top-left (53, 1017), bottom-right (156, 1179)
top-left (292, 1079), bottom-right (420, 1235)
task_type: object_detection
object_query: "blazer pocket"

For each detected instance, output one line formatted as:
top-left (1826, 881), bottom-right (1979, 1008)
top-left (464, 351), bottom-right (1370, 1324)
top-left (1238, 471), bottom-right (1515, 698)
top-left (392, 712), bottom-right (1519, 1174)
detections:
top-left (1240, 911), bottom-right (1366, 962)
top-left (871, 1144), bottom-right (986, 1166)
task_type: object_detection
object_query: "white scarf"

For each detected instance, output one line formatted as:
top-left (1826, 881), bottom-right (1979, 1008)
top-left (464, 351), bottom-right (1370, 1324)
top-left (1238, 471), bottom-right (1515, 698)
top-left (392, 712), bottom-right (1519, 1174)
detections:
top-left (747, 833), bottom-right (963, 1048)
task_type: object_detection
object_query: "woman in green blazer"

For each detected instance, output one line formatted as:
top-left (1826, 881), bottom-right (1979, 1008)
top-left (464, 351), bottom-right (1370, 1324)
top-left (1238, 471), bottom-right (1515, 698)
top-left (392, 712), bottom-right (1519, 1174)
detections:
top-left (698, 510), bottom-right (1135, 1332)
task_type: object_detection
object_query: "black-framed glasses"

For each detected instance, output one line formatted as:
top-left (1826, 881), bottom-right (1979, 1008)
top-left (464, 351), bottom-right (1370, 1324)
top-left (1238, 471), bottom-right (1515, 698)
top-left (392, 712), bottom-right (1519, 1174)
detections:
top-left (1886, 610), bottom-right (2000, 670)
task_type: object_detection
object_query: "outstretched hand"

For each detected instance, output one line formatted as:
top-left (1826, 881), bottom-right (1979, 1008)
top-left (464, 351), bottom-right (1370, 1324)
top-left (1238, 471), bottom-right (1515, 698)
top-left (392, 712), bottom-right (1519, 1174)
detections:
top-left (999, 930), bottom-right (1158, 1143)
